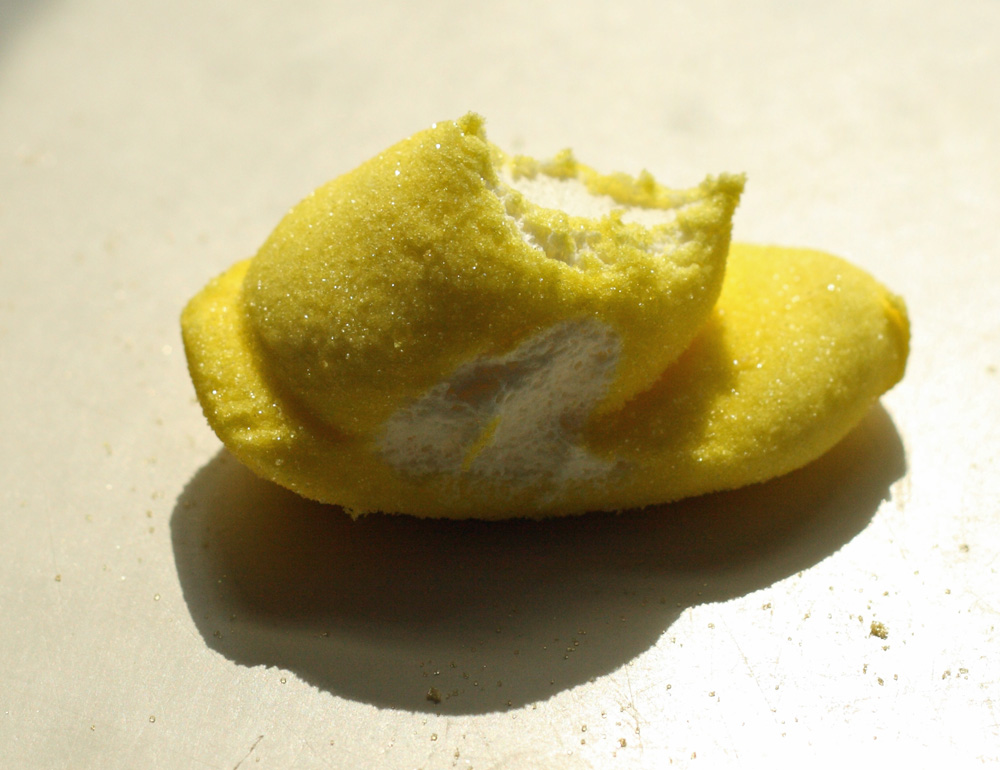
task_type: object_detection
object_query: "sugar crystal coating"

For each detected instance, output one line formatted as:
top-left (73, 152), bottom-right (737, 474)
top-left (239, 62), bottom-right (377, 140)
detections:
top-left (181, 114), bottom-right (908, 518)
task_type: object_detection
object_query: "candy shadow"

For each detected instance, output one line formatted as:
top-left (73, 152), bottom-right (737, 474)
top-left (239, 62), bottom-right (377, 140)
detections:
top-left (171, 404), bottom-right (904, 715)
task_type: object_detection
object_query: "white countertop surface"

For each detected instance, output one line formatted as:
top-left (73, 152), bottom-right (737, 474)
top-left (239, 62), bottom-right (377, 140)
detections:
top-left (2, 1), bottom-right (998, 766)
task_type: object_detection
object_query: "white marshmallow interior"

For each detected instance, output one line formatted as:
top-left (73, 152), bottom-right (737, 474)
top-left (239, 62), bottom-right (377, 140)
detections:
top-left (378, 318), bottom-right (623, 495)
top-left (495, 168), bottom-right (685, 266)
top-left (498, 168), bottom-right (683, 228)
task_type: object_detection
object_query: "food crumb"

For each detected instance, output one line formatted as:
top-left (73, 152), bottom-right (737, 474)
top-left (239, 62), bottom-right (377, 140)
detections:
top-left (426, 687), bottom-right (442, 704)
top-left (870, 621), bottom-right (888, 640)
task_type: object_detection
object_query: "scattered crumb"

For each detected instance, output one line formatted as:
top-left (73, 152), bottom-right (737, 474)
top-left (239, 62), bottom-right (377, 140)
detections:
top-left (426, 687), bottom-right (442, 704)
top-left (870, 621), bottom-right (889, 640)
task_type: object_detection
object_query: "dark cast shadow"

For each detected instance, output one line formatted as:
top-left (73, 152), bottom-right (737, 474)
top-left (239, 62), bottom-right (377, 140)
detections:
top-left (171, 404), bottom-right (905, 715)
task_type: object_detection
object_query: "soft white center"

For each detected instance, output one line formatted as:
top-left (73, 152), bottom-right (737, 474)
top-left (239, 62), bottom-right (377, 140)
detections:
top-left (377, 318), bottom-right (622, 496)
top-left (498, 168), bottom-right (680, 228)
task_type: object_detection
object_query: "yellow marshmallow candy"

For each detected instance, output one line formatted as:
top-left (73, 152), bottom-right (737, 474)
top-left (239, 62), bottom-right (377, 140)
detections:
top-left (181, 114), bottom-right (908, 519)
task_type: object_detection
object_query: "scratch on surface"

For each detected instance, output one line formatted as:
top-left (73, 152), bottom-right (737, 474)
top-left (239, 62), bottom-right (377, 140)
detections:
top-left (233, 735), bottom-right (264, 770)
top-left (623, 663), bottom-right (644, 748)
top-left (723, 618), bottom-right (779, 721)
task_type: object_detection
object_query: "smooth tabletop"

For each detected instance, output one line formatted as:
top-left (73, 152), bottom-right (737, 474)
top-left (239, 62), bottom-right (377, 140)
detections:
top-left (2, 1), bottom-right (998, 767)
